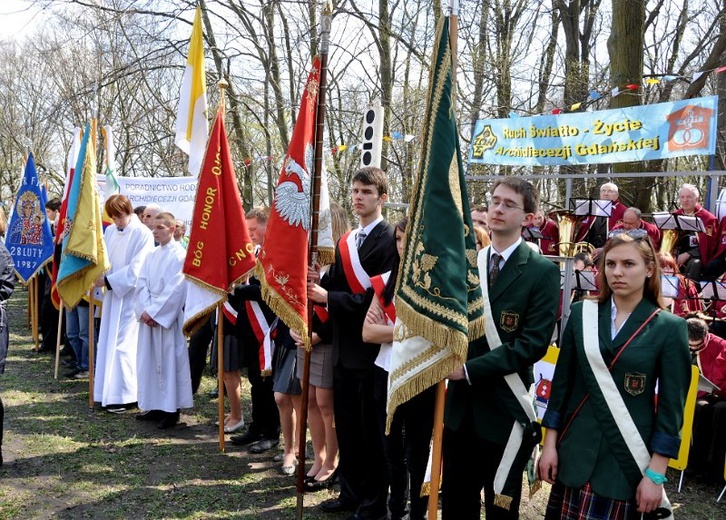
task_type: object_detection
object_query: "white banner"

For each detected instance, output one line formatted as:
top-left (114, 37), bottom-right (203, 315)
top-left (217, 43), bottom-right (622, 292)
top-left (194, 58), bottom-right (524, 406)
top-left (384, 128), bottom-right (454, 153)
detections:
top-left (98, 176), bottom-right (198, 231)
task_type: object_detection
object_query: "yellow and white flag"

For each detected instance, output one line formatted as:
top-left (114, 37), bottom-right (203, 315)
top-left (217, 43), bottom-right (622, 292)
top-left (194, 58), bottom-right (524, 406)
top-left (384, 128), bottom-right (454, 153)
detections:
top-left (175, 4), bottom-right (208, 176)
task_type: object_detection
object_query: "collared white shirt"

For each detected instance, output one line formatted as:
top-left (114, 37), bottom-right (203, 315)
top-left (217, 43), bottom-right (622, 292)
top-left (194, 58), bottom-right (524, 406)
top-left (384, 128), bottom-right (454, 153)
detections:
top-left (356, 216), bottom-right (384, 246)
top-left (488, 237), bottom-right (523, 273)
top-left (610, 297), bottom-right (631, 339)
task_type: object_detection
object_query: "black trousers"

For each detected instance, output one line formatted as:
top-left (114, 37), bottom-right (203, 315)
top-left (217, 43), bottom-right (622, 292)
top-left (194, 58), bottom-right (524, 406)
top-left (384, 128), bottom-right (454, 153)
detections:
top-left (689, 396), bottom-right (726, 480)
top-left (334, 364), bottom-right (388, 518)
top-left (244, 341), bottom-right (279, 439)
top-left (442, 411), bottom-right (522, 520)
top-left (374, 367), bottom-right (436, 520)
top-left (188, 318), bottom-right (213, 395)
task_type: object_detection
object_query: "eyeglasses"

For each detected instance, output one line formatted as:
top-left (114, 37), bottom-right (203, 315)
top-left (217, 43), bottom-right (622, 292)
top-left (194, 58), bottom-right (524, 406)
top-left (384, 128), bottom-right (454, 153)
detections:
top-left (607, 228), bottom-right (649, 240)
top-left (487, 198), bottom-right (523, 212)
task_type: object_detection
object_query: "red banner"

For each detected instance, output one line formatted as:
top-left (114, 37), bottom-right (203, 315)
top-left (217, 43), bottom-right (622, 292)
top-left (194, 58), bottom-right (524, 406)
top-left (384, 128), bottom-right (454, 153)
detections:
top-left (183, 107), bottom-right (255, 336)
top-left (255, 57), bottom-right (321, 345)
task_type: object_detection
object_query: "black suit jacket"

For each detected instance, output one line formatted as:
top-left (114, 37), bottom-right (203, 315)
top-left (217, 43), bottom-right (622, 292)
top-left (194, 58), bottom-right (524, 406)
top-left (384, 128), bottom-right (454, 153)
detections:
top-left (322, 220), bottom-right (395, 370)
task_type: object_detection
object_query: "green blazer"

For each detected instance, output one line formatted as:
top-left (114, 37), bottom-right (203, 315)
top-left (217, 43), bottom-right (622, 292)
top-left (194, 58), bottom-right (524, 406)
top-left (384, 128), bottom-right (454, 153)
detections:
top-left (444, 241), bottom-right (560, 444)
top-left (542, 299), bottom-right (691, 500)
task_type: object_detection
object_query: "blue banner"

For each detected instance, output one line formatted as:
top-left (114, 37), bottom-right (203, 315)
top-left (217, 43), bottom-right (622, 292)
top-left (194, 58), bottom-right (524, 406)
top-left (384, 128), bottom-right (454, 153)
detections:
top-left (469, 96), bottom-right (718, 166)
top-left (6, 153), bottom-right (55, 283)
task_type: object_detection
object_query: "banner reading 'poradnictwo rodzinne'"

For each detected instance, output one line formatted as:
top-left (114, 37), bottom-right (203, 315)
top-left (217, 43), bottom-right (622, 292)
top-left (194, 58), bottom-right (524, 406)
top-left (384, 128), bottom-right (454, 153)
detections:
top-left (469, 95), bottom-right (717, 166)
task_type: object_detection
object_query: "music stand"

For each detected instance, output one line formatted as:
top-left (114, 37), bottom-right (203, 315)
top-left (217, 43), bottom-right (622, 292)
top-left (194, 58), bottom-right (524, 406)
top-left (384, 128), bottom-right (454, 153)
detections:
top-left (661, 274), bottom-right (680, 299)
top-left (522, 227), bottom-right (544, 240)
top-left (652, 212), bottom-right (706, 233)
top-left (562, 269), bottom-right (598, 305)
top-left (574, 270), bottom-right (598, 292)
top-left (698, 280), bottom-right (726, 324)
top-left (570, 199), bottom-right (613, 218)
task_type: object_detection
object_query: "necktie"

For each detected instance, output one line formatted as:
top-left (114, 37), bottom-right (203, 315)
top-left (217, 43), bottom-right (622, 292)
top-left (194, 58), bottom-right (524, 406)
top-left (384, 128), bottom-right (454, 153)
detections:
top-left (489, 253), bottom-right (502, 287)
top-left (356, 230), bottom-right (367, 250)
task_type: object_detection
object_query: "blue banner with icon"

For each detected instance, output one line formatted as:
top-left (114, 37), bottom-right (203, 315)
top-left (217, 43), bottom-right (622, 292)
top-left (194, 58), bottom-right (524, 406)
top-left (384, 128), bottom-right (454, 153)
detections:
top-left (6, 153), bottom-right (55, 283)
top-left (469, 96), bottom-right (717, 166)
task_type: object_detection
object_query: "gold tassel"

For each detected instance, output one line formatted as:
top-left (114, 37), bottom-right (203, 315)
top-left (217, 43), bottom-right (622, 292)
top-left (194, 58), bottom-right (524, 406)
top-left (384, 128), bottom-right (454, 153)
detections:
top-left (529, 479), bottom-right (542, 498)
top-left (493, 493), bottom-right (513, 510)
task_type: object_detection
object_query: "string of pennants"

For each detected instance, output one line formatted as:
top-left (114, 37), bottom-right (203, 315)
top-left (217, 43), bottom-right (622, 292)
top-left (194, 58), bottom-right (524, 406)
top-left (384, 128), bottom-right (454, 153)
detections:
top-left (238, 64), bottom-right (726, 166)
top-left (509, 64), bottom-right (726, 118)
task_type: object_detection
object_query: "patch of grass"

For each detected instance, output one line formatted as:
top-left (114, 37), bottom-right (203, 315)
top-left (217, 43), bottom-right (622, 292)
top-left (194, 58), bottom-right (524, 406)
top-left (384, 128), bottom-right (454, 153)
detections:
top-left (3, 286), bottom-right (725, 519)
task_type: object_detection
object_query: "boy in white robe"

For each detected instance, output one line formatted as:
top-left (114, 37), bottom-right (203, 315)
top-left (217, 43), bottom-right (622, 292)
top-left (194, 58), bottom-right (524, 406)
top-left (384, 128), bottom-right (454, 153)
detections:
top-left (134, 212), bottom-right (193, 429)
top-left (94, 195), bottom-right (155, 412)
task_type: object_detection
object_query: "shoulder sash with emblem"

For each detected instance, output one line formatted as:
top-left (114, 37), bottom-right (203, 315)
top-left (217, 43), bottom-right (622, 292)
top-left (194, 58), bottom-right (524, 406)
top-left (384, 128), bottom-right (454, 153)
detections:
top-left (579, 300), bottom-right (673, 518)
top-left (477, 246), bottom-right (541, 509)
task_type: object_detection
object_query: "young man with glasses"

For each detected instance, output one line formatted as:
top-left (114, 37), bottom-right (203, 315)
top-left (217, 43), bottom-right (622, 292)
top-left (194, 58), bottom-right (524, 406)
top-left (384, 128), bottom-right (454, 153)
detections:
top-left (442, 177), bottom-right (560, 519)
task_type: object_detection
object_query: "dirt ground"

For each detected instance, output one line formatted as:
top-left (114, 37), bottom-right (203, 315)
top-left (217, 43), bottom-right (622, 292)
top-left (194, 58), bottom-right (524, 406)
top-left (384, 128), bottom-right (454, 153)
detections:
top-left (1, 287), bottom-right (725, 519)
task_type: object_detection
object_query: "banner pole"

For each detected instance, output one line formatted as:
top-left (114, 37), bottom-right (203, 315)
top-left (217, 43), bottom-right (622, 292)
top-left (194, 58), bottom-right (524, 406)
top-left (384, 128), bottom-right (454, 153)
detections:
top-left (32, 276), bottom-right (40, 350)
top-left (88, 296), bottom-right (96, 410)
top-left (217, 305), bottom-right (225, 452)
top-left (27, 278), bottom-right (32, 329)
top-left (295, 4), bottom-right (332, 518)
top-left (428, 381), bottom-right (447, 518)
top-left (53, 307), bottom-right (64, 379)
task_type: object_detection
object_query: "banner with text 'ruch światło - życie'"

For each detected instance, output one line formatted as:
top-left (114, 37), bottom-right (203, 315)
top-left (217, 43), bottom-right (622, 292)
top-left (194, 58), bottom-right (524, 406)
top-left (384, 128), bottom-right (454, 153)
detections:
top-left (468, 95), bottom-right (717, 166)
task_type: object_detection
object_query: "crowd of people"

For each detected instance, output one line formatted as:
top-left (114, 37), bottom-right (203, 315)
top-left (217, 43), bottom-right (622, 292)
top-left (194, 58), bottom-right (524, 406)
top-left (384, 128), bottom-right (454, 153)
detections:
top-left (1, 172), bottom-right (726, 519)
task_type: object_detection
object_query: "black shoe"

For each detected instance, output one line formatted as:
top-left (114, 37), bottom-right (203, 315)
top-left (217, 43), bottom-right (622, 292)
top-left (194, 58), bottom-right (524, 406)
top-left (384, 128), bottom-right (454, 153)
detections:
top-left (158, 411), bottom-right (180, 429)
top-left (136, 410), bottom-right (165, 421)
top-left (229, 430), bottom-right (264, 446)
top-left (304, 469), bottom-right (338, 492)
top-left (64, 367), bottom-right (81, 378)
top-left (59, 345), bottom-right (75, 358)
top-left (105, 406), bottom-right (128, 415)
top-left (320, 497), bottom-right (357, 513)
top-left (248, 438), bottom-right (279, 454)
top-left (207, 388), bottom-right (219, 398)
top-left (61, 359), bottom-right (76, 367)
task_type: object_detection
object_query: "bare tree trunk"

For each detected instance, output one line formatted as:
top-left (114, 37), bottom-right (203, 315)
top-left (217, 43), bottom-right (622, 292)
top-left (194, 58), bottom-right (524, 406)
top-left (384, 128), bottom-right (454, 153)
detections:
top-left (199, 0), bottom-right (254, 208)
top-left (608, 0), bottom-right (647, 209)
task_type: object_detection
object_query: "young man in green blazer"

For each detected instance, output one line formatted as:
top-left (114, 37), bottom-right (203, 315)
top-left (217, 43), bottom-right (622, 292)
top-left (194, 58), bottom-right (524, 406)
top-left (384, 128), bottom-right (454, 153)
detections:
top-left (443, 177), bottom-right (561, 519)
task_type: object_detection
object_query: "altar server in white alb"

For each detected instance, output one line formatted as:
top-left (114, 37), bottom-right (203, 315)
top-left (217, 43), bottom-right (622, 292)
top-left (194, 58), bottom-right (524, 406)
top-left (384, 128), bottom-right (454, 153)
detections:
top-left (94, 195), bottom-right (155, 413)
top-left (134, 212), bottom-right (193, 429)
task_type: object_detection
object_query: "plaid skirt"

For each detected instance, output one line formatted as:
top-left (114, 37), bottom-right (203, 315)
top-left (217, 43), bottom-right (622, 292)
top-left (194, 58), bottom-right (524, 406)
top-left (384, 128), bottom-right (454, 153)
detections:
top-left (545, 481), bottom-right (638, 520)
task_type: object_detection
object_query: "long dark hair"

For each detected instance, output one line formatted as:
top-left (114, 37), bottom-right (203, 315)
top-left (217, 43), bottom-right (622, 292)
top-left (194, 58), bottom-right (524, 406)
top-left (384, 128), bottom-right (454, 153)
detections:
top-left (382, 216), bottom-right (408, 306)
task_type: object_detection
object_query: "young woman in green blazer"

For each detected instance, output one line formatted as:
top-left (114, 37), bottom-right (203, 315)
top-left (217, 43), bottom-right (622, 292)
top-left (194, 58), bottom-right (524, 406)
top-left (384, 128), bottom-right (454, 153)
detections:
top-left (539, 230), bottom-right (691, 520)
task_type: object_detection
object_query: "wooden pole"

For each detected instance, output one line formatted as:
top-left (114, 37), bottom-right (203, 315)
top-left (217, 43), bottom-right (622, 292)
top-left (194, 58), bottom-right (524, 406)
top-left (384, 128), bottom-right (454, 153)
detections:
top-left (53, 306), bottom-right (64, 379)
top-left (32, 276), bottom-right (39, 350)
top-left (426, 5), bottom-right (458, 518)
top-left (27, 278), bottom-right (31, 329)
top-left (295, 4), bottom-right (332, 518)
top-left (88, 296), bottom-right (96, 410)
top-left (428, 381), bottom-right (447, 518)
top-left (216, 78), bottom-right (230, 454)
top-left (216, 305), bottom-right (225, 452)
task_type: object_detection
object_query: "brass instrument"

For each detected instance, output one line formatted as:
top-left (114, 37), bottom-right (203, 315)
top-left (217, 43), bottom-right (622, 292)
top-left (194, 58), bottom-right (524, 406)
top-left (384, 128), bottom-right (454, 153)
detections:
top-left (553, 211), bottom-right (595, 257)
top-left (659, 228), bottom-right (678, 255)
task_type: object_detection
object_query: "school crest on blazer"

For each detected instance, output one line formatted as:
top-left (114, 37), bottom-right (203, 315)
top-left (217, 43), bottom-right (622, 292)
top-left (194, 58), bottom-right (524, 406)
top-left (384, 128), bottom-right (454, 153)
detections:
top-left (624, 372), bottom-right (646, 396)
top-left (500, 310), bottom-right (519, 332)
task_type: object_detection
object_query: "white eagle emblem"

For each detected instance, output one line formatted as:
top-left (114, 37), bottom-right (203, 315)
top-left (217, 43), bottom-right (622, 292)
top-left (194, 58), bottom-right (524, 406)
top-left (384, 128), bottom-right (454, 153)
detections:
top-left (275, 143), bottom-right (313, 229)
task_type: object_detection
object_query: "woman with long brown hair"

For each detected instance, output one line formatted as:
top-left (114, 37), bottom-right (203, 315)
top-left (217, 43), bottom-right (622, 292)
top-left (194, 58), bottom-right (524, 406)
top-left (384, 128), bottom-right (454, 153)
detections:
top-left (539, 231), bottom-right (690, 520)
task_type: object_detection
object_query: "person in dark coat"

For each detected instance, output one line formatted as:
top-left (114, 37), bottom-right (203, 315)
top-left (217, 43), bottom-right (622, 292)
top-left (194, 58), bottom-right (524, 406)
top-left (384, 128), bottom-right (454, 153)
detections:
top-left (0, 241), bottom-right (17, 465)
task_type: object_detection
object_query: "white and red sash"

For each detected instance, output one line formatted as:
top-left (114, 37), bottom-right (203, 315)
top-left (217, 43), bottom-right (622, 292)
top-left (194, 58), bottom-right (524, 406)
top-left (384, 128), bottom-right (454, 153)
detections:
top-left (222, 300), bottom-right (238, 325)
top-left (246, 300), bottom-right (275, 375)
top-left (371, 271), bottom-right (396, 324)
top-left (581, 301), bottom-right (673, 518)
top-left (339, 230), bottom-right (372, 294)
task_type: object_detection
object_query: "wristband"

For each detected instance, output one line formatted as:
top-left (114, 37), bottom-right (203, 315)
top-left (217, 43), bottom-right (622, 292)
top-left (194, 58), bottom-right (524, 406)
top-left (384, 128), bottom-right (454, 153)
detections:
top-left (644, 467), bottom-right (668, 485)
